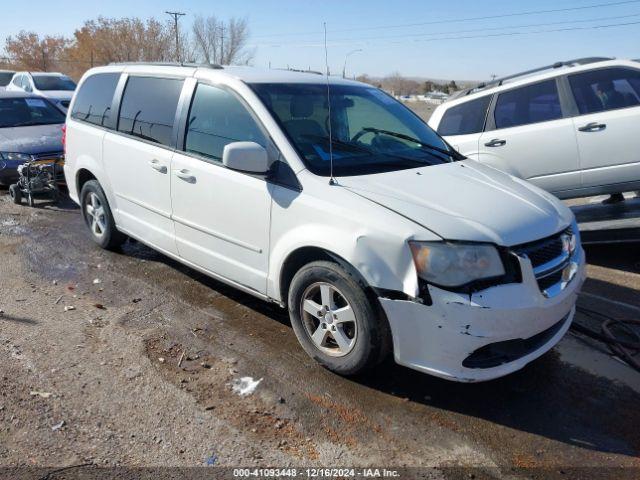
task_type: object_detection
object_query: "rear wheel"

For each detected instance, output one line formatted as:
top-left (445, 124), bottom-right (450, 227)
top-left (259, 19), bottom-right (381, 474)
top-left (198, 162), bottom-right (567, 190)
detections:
top-left (80, 180), bottom-right (127, 249)
top-left (288, 260), bottom-right (390, 375)
top-left (9, 184), bottom-right (21, 204)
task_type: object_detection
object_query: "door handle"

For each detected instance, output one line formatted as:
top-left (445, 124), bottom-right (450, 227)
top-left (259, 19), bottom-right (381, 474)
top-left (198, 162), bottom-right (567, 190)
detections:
top-left (578, 122), bottom-right (606, 132)
top-left (174, 169), bottom-right (196, 183)
top-left (149, 159), bottom-right (167, 174)
top-left (484, 138), bottom-right (506, 147)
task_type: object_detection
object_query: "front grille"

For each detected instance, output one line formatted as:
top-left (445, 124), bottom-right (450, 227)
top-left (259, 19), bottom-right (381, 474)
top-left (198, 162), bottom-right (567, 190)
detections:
top-left (537, 270), bottom-right (563, 292)
top-left (511, 226), bottom-right (573, 296)
top-left (512, 227), bottom-right (571, 269)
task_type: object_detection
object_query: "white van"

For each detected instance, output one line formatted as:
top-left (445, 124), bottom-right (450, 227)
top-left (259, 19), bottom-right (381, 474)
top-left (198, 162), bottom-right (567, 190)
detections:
top-left (429, 58), bottom-right (640, 199)
top-left (64, 63), bottom-right (585, 382)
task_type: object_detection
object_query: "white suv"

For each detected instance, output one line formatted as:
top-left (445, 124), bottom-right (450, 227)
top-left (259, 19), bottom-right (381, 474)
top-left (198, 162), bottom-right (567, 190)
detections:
top-left (6, 72), bottom-right (76, 112)
top-left (64, 63), bottom-right (585, 382)
top-left (429, 58), bottom-right (640, 199)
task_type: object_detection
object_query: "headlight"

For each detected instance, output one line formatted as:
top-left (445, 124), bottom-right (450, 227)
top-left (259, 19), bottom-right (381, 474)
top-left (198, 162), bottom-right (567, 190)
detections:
top-left (409, 241), bottom-right (505, 287)
top-left (0, 152), bottom-right (32, 163)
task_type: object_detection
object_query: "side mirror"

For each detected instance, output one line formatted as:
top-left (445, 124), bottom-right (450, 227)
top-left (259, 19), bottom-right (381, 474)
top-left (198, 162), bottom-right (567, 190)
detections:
top-left (222, 142), bottom-right (269, 174)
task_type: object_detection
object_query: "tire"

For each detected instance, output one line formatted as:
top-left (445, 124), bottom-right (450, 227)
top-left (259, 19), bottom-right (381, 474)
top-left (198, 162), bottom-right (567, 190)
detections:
top-left (288, 260), bottom-right (390, 376)
top-left (80, 180), bottom-right (127, 249)
top-left (9, 184), bottom-right (21, 204)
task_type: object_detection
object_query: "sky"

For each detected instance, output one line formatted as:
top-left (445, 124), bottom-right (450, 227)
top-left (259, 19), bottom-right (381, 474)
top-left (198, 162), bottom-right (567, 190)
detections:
top-left (1, 0), bottom-right (639, 81)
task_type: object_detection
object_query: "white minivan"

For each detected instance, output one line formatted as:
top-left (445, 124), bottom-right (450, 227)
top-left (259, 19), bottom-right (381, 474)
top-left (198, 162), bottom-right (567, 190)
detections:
top-left (64, 63), bottom-right (586, 382)
top-left (429, 58), bottom-right (640, 199)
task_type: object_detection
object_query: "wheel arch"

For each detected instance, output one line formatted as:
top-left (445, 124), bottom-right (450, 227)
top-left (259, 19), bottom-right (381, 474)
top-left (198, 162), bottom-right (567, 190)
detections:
top-left (279, 245), bottom-right (394, 363)
top-left (76, 168), bottom-right (97, 198)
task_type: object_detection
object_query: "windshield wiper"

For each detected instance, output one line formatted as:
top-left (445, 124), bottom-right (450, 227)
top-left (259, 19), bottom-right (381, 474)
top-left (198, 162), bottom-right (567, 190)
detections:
top-left (301, 134), bottom-right (375, 155)
top-left (361, 127), bottom-right (464, 161)
top-left (302, 133), bottom-right (439, 167)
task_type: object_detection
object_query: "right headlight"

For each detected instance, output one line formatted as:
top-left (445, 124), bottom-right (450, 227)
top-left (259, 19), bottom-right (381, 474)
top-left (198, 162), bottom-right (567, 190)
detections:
top-left (409, 241), bottom-right (505, 288)
top-left (0, 152), bottom-right (32, 163)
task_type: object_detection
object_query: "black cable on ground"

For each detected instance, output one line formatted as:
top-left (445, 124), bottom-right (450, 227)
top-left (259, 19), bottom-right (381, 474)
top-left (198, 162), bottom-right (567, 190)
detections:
top-left (572, 304), bottom-right (640, 372)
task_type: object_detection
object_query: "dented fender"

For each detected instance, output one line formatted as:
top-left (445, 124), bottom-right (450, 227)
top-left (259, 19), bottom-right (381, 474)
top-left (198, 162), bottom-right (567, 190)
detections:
top-left (266, 172), bottom-right (439, 302)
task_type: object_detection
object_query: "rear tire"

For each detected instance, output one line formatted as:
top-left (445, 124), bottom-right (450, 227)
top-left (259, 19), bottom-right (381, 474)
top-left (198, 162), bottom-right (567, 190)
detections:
top-left (80, 180), bottom-right (127, 250)
top-left (9, 184), bottom-right (21, 204)
top-left (288, 260), bottom-right (390, 376)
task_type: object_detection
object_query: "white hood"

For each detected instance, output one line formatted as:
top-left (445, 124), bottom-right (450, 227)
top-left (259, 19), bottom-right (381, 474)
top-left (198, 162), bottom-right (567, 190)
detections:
top-left (338, 160), bottom-right (573, 247)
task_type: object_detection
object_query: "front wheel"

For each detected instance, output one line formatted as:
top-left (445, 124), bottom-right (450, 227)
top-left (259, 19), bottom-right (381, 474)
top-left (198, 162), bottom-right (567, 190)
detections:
top-left (9, 184), bottom-right (21, 204)
top-left (80, 180), bottom-right (127, 249)
top-left (288, 261), bottom-right (390, 375)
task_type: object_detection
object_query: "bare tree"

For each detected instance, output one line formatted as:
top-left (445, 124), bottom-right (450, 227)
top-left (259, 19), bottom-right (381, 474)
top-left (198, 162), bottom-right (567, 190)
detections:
top-left (191, 15), bottom-right (254, 65)
top-left (4, 31), bottom-right (69, 71)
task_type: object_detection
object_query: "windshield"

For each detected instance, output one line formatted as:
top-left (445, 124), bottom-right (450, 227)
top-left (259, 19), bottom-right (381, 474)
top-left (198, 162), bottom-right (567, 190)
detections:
top-left (251, 83), bottom-right (459, 176)
top-left (0, 97), bottom-right (66, 127)
top-left (0, 72), bottom-right (14, 87)
top-left (32, 75), bottom-right (76, 91)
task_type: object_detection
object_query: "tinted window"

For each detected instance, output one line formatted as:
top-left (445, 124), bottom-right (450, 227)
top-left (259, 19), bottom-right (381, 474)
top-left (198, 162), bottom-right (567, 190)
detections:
top-left (0, 97), bottom-right (65, 128)
top-left (569, 68), bottom-right (640, 114)
top-left (494, 80), bottom-right (562, 129)
top-left (32, 75), bottom-right (76, 91)
top-left (118, 76), bottom-right (184, 147)
top-left (185, 84), bottom-right (266, 162)
top-left (0, 72), bottom-right (14, 87)
top-left (438, 96), bottom-right (491, 136)
top-left (71, 73), bottom-right (120, 127)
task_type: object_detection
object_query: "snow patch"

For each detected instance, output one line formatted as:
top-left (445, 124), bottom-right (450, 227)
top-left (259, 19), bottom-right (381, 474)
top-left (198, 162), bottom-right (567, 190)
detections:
top-left (231, 376), bottom-right (263, 397)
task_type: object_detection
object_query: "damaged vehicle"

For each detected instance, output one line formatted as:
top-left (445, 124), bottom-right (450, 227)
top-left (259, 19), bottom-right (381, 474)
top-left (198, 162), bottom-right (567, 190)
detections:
top-left (0, 91), bottom-right (65, 186)
top-left (64, 64), bottom-right (586, 382)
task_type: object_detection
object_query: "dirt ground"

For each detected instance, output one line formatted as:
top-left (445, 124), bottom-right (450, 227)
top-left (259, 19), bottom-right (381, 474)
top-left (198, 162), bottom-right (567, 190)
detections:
top-left (0, 188), bottom-right (639, 479)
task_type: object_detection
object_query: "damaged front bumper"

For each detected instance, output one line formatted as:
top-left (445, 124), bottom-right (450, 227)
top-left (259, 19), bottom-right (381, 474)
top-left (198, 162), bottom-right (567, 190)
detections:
top-left (381, 248), bottom-right (586, 382)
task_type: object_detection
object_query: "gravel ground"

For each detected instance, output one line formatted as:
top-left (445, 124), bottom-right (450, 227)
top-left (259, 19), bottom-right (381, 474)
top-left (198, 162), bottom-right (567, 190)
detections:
top-left (0, 188), bottom-right (638, 479)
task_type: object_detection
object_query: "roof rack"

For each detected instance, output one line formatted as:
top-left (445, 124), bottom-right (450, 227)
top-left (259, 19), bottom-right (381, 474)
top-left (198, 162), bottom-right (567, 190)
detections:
top-left (451, 57), bottom-right (614, 99)
top-left (276, 68), bottom-right (324, 76)
top-left (108, 61), bottom-right (224, 69)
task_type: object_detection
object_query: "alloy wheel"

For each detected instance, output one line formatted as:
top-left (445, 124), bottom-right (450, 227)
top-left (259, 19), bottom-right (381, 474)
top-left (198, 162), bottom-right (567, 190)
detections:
top-left (300, 282), bottom-right (358, 357)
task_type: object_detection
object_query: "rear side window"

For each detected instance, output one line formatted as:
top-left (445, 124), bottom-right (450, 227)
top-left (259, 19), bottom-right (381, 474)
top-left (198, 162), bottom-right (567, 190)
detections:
top-left (437, 96), bottom-right (491, 136)
top-left (71, 73), bottom-right (120, 127)
top-left (185, 83), bottom-right (266, 162)
top-left (118, 76), bottom-right (184, 147)
top-left (494, 80), bottom-right (562, 129)
top-left (569, 67), bottom-right (640, 114)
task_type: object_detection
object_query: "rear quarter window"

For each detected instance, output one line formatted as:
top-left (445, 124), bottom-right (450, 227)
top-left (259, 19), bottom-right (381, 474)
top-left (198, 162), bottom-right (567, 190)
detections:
top-left (71, 73), bottom-right (120, 127)
top-left (437, 96), bottom-right (491, 136)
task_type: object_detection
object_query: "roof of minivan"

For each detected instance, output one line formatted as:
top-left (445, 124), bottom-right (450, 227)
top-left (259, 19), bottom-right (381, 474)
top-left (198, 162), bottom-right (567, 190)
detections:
top-left (87, 63), bottom-right (366, 86)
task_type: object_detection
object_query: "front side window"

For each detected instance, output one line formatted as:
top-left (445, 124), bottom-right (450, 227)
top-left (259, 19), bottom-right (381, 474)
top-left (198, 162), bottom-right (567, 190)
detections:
top-left (185, 84), bottom-right (266, 162)
top-left (0, 97), bottom-right (65, 128)
top-left (569, 67), bottom-right (640, 114)
top-left (71, 73), bottom-right (120, 127)
top-left (251, 83), bottom-right (456, 176)
top-left (494, 80), bottom-right (562, 129)
top-left (438, 96), bottom-right (491, 136)
top-left (117, 76), bottom-right (184, 147)
top-left (32, 75), bottom-right (76, 91)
